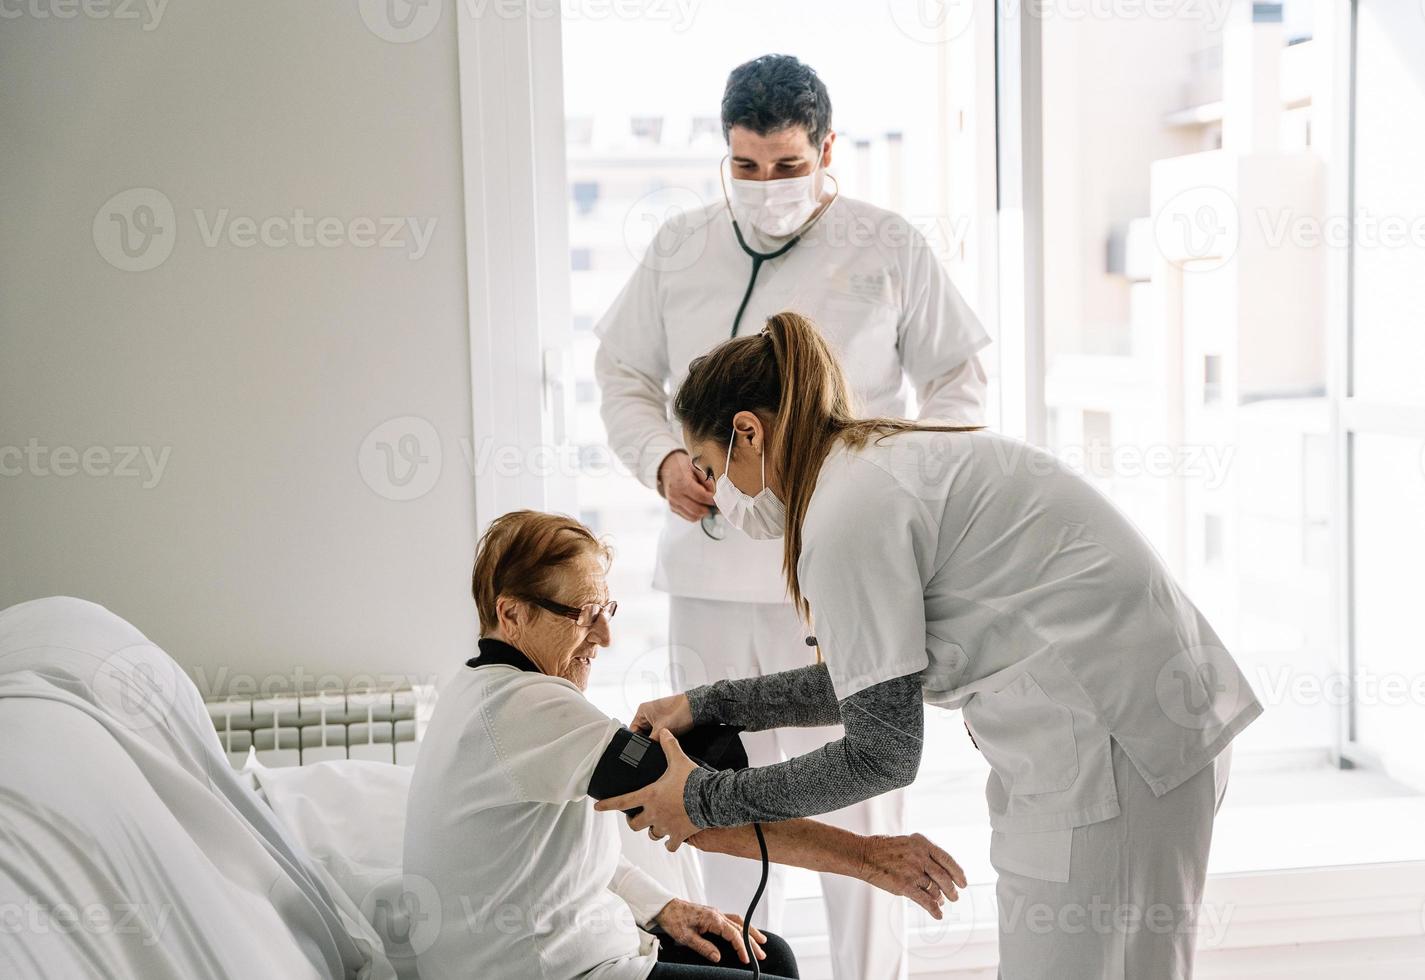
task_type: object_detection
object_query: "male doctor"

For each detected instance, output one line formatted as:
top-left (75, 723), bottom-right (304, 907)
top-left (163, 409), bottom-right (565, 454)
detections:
top-left (594, 54), bottom-right (990, 980)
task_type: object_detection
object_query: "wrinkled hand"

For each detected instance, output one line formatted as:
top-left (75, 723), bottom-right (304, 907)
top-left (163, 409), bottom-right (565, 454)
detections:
top-left (593, 729), bottom-right (699, 850)
top-left (652, 899), bottom-right (767, 966)
top-left (660, 451), bottom-right (716, 522)
top-left (631, 693), bottom-right (694, 737)
top-left (858, 833), bottom-right (968, 919)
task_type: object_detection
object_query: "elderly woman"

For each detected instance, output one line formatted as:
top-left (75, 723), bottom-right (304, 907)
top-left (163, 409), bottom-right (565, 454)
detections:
top-left (404, 510), bottom-right (965, 980)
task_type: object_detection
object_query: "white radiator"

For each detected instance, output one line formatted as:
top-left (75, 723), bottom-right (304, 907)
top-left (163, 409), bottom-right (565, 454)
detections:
top-left (205, 684), bottom-right (435, 768)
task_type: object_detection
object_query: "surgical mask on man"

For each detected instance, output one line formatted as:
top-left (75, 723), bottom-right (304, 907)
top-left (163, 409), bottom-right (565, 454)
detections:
top-left (728, 166), bottom-right (823, 238)
top-left (713, 429), bottom-right (786, 540)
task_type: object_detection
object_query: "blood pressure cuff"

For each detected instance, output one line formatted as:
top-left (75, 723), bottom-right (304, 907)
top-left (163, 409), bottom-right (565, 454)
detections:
top-left (588, 724), bottom-right (748, 817)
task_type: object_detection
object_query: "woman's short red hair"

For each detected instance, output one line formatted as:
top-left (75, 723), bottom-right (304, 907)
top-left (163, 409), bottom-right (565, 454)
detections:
top-left (471, 510), bottom-right (611, 634)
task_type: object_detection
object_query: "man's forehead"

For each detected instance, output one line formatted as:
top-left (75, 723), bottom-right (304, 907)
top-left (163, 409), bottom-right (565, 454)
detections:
top-left (728, 125), bottom-right (816, 154)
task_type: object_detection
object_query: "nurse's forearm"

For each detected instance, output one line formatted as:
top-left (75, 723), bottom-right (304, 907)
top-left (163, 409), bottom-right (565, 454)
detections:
top-left (686, 663), bottom-right (841, 731)
top-left (689, 819), bottom-right (865, 879)
top-left (684, 673), bottom-right (925, 827)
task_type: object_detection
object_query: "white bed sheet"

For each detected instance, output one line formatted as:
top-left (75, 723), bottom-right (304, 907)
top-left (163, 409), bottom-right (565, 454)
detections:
top-left (0, 596), bottom-right (395, 980)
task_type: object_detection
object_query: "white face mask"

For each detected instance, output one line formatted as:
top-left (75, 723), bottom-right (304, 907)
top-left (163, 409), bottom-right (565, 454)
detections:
top-left (728, 168), bottom-right (822, 238)
top-left (713, 429), bottom-right (786, 540)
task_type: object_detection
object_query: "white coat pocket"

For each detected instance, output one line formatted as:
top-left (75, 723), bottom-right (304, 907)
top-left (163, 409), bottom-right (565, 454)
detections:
top-left (965, 673), bottom-right (1079, 797)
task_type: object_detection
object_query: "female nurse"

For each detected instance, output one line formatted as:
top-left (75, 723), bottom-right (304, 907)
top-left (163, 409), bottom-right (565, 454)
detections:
top-left (595, 311), bottom-right (1263, 979)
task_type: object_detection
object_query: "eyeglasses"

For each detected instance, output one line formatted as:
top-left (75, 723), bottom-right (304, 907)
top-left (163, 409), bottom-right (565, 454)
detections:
top-left (530, 596), bottom-right (618, 628)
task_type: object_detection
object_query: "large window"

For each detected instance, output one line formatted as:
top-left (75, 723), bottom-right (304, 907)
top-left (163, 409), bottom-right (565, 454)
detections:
top-left (523, 0), bottom-right (1425, 960)
top-left (1025, 0), bottom-right (1425, 880)
top-left (1345, 0), bottom-right (1425, 789)
top-left (558, 0), bottom-right (995, 948)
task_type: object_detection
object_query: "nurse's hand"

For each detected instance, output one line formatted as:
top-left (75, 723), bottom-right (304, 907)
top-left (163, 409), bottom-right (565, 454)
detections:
top-left (857, 833), bottom-right (969, 920)
top-left (594, 729), bottom-right (698, 850)
top-left (652, 899), bottom-right (766, 966)
top-left (658, 451), bottom-right (716, 522)
top-left (631, 693), bottom-right (693, 737)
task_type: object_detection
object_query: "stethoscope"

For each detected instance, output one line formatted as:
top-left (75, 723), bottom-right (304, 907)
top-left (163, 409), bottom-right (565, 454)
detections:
top-left (700, 157), bottom-right (838, 543)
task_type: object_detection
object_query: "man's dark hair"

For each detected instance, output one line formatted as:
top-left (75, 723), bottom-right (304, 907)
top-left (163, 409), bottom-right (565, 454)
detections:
top-left (721, 54), bottom-right (832, 148)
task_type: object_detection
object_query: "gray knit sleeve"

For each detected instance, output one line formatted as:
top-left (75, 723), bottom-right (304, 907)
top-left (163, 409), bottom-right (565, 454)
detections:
top-left (682, 671), bottom-right (924, 828)
top-left (685, 663), bottom-right (841, 731)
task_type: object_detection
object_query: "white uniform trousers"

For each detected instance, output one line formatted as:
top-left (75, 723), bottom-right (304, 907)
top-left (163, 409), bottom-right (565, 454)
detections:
top-left (669, 596), bottom-right (911, 980)
top-left (992, 737), bottom-right (1232, 979)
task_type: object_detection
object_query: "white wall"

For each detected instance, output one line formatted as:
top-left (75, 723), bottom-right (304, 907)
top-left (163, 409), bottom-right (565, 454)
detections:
top-left (0, 0), bottom-right (479, 694)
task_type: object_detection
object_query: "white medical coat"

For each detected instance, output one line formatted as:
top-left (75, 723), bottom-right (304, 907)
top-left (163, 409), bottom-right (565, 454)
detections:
top-left (595, 194), bottom-right (991, 604)
top-left (798, 429), bottom-right (1263, 835)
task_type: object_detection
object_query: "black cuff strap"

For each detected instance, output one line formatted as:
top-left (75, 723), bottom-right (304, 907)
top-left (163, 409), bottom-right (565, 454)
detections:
top-left (587, 724), bottom-right (748, 817)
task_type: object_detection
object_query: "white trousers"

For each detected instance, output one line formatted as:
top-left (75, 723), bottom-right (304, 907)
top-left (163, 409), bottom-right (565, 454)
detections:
top-left (991, 738), bottom-right (1232, 980)
top-left (669, 596), bottom-right (910, 980)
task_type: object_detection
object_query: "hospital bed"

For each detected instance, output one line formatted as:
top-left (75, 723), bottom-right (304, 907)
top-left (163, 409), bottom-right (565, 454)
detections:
top-left (0, 596), bottom-right (705, 980)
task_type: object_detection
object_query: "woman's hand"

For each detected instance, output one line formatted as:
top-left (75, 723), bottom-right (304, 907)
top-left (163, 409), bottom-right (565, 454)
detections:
top-left (631, 693), bottom-right (694, 737)
top-left (652, 899), bottom-right (767, 966)
top-left (593, 729), bottom-right (699, 850)
top-left (857, 833), bottom-right (968, 919)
